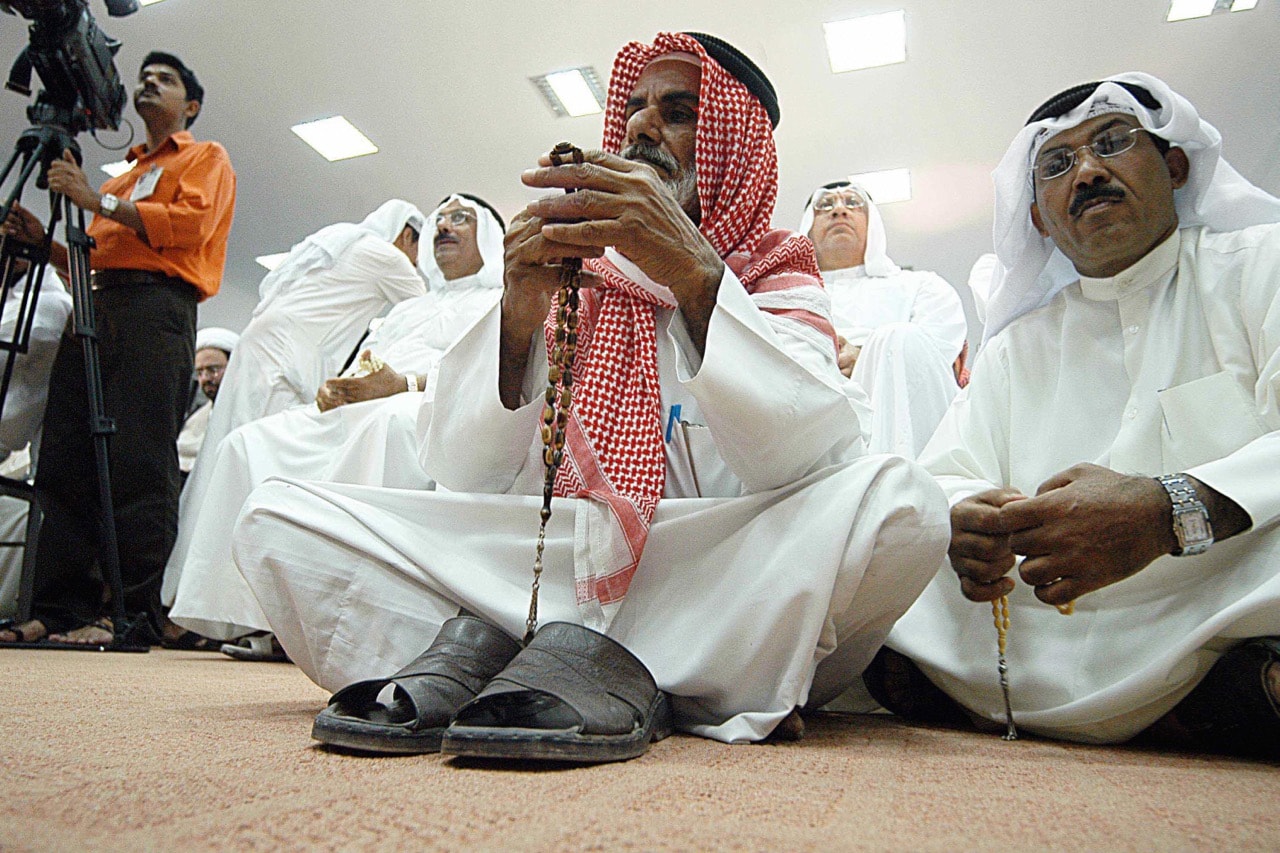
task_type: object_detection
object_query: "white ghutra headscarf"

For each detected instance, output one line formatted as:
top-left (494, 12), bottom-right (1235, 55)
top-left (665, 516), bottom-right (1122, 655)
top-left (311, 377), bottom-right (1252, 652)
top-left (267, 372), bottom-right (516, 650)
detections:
top-left (984, 72), bottom-right (1280, 346)
top-left (417, 194), bottom-right (505, 291)
top-left (799, 182), bottom-right (900, 278)
top-left (253, 199), bottom-right (426, 316)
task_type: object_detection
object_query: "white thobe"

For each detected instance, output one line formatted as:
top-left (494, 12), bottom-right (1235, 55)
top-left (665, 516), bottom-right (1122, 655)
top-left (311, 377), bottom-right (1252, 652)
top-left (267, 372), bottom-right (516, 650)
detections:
top-left (824, 266), bottom-right (966, 457)
top-left (233, 263), bottom-right (950, 743)
top-left (176, 401), bottom-right (210, 474)
top-left (891, 225), bottom-right (1280, 743)
top-left (164, 280), bottom-right (500, 635)
top-left (0, 277), bottom-right (72, 458)
top-left (163, 236), bottom-right (424, 606)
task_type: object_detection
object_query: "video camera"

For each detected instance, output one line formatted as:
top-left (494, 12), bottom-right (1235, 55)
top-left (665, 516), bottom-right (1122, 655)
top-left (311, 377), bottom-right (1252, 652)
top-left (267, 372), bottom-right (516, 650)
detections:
top-left (1, 0), bottom-right (138, 135)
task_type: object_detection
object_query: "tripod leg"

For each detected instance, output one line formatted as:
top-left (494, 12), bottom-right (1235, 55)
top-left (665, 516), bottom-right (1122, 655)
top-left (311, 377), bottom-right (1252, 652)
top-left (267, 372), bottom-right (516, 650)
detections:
top-left (61, 196), bottom-right (129, 646)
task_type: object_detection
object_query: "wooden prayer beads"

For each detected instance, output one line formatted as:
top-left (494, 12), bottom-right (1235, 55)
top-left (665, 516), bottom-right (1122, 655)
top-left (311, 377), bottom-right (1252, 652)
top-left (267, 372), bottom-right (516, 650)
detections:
top-left (524, 141), bottom-right (585, 645)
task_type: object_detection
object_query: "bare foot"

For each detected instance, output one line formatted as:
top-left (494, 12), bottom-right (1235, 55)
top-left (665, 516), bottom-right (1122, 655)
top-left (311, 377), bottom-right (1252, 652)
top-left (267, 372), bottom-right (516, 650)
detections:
top-left (48, 619), bottom-right (113, 645)
top-left (0, 619), bottom-right (47, 643)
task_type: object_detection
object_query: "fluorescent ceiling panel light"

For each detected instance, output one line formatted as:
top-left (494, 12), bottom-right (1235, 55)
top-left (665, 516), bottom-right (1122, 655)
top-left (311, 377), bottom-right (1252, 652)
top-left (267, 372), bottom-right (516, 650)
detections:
top-left (255, 252), bottom-right (290, 271)
top-left (823, 10), bottom-right (907, 73)
top-left (849, 168), bottom-right (912, 204)
top-left (1166, 0), bottom-right (1218, 20)
top-left (1230, 0), bottom-right (1258, 10)
top-left (139, 0), bottom-right (168, 5)
top-left (531, 67), bottom-right (605, 117)
top-left (100, 160), bottom-right (132, 178)
top-left (290, 116), bottom-right (378, 162)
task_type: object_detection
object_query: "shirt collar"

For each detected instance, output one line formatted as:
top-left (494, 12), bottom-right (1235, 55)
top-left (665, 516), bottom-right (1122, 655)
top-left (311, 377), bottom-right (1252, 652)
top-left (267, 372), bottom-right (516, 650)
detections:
top-left (127, 130), bottom-right (194, 163)
top-left (1078, 228), bottom-right (1182, 301)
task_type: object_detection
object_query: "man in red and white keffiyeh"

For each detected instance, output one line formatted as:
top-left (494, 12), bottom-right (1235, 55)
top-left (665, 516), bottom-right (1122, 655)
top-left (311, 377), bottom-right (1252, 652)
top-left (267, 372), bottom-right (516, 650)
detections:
top-left (232, 32), bottom-right (949, 749)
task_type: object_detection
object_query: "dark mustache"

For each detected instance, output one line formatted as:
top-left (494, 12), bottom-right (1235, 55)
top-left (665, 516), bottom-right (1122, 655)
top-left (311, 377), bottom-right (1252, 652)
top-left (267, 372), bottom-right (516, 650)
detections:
top-left (621, 142), bottom-right (680, 176)
top-left (434, 233), bottom-right (458, 246)
top-left (1069, 184), bottom-right (1125, 217)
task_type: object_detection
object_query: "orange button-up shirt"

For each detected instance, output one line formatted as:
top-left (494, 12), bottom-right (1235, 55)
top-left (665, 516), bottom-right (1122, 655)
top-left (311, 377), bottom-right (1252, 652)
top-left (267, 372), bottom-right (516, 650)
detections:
top-left (89, 130), bottom-right (236, 300)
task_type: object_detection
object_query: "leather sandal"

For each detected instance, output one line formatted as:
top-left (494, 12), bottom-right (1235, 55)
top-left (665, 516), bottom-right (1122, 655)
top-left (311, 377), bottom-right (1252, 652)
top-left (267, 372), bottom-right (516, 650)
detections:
top-left (311, 615), bottom-right (521, 754)
top-left (442, 622), bottom-right (673, 764)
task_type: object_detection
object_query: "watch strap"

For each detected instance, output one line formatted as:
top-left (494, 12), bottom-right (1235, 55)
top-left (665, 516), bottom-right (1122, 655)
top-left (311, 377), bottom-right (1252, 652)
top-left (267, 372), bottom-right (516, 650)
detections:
top-left (1156, 473), bottom-right (1213, 556)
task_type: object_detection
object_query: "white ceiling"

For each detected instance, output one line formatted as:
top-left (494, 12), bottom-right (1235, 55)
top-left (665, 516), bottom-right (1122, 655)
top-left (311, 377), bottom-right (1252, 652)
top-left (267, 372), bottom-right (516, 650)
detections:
top-left (2, 0), bottom-right (1277, 336)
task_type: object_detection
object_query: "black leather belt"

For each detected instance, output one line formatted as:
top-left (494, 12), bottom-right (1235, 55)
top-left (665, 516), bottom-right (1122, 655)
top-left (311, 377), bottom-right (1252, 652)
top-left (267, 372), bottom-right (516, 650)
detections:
top-left (92, 268), bottom-right (188, 290)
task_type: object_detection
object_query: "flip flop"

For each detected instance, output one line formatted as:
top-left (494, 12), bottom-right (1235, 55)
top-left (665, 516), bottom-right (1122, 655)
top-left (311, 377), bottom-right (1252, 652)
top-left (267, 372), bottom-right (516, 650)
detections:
top-left (311, 615), bottom-right (521, 754)
top-left (0, 618), bottom-right (47, 646)
top-left (442, 622), bottom-right (673, 764)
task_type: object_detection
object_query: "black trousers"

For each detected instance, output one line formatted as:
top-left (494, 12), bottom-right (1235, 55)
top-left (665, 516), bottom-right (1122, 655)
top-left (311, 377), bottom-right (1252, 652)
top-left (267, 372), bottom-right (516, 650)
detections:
top-left (30, 278), bottom-right (197, 633)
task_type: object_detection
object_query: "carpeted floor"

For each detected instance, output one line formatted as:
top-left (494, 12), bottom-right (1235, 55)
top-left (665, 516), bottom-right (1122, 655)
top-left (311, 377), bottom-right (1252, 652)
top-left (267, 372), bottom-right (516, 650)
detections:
top-left (1, 648), bottom-right (1277, 851)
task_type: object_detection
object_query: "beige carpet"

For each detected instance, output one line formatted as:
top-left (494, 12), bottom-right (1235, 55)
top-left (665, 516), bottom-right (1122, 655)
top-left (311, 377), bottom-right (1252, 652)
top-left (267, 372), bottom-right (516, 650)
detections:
top-left (1, 648), bottom-right (1277, 851)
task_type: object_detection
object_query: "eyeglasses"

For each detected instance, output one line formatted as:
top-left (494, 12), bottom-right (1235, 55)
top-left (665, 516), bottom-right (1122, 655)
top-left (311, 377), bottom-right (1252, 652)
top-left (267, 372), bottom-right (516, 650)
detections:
top-left (812, 191), bottom-right (867, 213)
top-left (195, 365), bottom-right (224, 378)
top-left (434, 209), bottom-right (476, 227)
top-left (1032, 126), bottom-right (1146, 182)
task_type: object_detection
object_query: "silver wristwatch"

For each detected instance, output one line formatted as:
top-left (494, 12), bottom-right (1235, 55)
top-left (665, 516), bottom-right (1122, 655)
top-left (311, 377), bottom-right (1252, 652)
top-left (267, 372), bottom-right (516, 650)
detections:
top-left (1156, 473), bottom-right (1213, 556)
top-left (99, 193), bottom-right (120, 218)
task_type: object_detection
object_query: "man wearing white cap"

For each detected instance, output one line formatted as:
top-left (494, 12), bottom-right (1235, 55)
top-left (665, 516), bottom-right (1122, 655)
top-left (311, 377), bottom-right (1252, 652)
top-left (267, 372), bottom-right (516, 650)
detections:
top-left (176, 326), bottom-right (239, 477)
top-left (881, 74), bottom-right (1280, 758)
top-left (801, 182), bottom-right (967, 457)
top-left (162, 194), bottom-right (505, 651)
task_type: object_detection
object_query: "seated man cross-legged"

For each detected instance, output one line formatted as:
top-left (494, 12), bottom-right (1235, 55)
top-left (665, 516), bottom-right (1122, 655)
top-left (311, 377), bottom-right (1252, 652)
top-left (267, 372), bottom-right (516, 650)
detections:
top-left (161, 193), bottom-right (505, 649)
top-left (230, 31), bottom-right (949, 763)
top-left (881, 74), bottom-right (1280, 758)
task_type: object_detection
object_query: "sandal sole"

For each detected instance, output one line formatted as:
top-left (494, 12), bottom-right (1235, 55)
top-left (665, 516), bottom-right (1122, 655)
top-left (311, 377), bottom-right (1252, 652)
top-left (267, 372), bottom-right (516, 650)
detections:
top-left (311, 713), bottom-right (444, 754)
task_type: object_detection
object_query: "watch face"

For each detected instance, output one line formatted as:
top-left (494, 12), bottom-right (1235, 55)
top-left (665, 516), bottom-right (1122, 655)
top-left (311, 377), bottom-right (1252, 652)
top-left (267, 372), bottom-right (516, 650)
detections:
top-left (1177, 509), bottom-right (1211, 543)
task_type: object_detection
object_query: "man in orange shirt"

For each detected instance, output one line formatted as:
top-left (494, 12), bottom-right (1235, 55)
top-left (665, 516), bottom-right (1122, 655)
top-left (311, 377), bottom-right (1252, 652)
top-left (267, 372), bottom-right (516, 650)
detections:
top-left (0, 51), bottom-right (236, 646)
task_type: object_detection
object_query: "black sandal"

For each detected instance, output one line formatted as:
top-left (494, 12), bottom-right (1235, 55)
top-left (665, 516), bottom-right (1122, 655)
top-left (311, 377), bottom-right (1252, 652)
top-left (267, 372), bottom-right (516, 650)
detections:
top-left (442, 622), bottom-right (674, 764)
top-left (0, 618), bottom-right (48, 646)
top-left (311, 615), bottom-right (521, 754)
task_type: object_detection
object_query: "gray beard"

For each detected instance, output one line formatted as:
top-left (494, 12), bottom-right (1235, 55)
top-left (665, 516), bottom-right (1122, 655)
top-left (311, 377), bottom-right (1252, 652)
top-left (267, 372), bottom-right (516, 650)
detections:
top-left (622, 143), bottom-right (700, 223)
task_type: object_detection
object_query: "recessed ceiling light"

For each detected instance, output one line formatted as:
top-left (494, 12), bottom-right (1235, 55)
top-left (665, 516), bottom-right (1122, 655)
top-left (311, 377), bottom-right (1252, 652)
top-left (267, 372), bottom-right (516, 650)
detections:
top-left (290, 116), bottom-right (378, 162)
top-left (531, 67), bottom-right (605, 118)
top-left (139, 0), bottom-right (168, 6)
top-left (849, 168), bottom-right (912, 205)
top-left (100, 160), bottom-right (132, 178)
top-left (255, 253), bottom-right (290, 271)
top-left (823, 10), bottom-right (907, 74)
top-left (1230, 0), bottom-right (1258, 10)
top-left (1167, 0), bottom-right (1218, 20)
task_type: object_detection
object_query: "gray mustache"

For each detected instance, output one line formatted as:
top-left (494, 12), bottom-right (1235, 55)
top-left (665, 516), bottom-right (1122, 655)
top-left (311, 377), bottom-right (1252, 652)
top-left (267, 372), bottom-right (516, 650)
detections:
top-left (622, 143), bottom-right (681, 176)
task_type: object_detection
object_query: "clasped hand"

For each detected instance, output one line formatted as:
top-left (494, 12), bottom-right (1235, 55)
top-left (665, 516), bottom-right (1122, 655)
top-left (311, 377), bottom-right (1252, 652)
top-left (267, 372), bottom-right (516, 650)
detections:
top-left (315, 351), bottom-right (405, 412)
top-left (500, 149), bottom-right (723, 348)
top-left (948, 462), bottom-right (1174, 605)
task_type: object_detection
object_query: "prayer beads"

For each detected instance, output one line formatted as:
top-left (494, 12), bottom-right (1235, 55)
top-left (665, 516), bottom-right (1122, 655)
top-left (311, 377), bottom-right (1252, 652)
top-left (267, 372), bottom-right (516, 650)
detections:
top-left (992, 595), bottom-right (1018, 740)
top-left (525, 142), bottom-right (585, 645)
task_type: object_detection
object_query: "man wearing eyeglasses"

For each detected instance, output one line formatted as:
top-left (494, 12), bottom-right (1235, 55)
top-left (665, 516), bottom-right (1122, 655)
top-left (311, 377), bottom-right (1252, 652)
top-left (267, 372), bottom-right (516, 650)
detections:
top-left (874, 74), bottom-right (1280, 758)
top-left (800, 182), bottom-right (967, 458)
top-left (176, 326), bottom-right (238, 478)
top-left (161, 193), bottom-right (507, 653)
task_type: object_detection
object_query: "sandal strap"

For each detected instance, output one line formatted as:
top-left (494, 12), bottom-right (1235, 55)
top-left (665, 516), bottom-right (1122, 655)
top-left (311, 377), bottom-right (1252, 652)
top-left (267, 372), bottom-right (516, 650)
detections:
top-left (327, 616), bottom-right (520, 728)
top-left (463, 622), bottom-right (660, 736)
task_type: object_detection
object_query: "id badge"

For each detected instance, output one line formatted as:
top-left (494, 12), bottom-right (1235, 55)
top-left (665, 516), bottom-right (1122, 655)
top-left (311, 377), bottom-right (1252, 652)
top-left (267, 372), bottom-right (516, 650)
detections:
top-left (130, 166), bottom-right (163, 201)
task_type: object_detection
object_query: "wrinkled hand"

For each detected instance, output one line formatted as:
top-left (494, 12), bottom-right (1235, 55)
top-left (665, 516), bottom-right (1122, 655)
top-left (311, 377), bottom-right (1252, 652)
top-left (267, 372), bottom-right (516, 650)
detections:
top-left (500, 208), bottom-right (603, 352)
top-left (315, 352), bottom-right (405, 412)
top-left (521, 149), bottom-right (724, 322)
top-left (836, 336), bottom-right (861, 378)
top-left (45, 150), bottom-right (98, 213)
top-left (949, 488), bottom-right (1027, 602)
top-left (1, 203), bottom-right (47, 245)
top-left (1000, 463), bottom-right (1176, 606)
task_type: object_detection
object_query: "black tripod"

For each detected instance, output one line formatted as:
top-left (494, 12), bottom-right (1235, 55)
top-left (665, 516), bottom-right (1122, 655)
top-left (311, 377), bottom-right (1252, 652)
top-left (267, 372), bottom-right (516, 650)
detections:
top-left (0, 120), bottom-right (146, 652)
